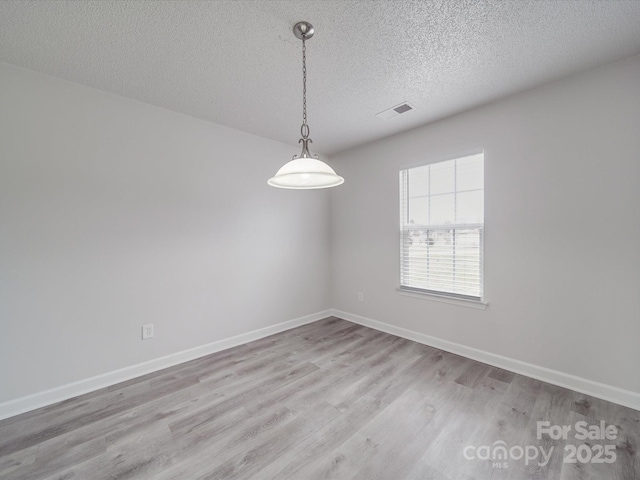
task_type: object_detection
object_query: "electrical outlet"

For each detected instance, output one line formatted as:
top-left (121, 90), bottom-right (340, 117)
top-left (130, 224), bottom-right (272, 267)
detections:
top-left (357, 292), bottom-right (364, 302)
top-left (142, 324), bottom-right (154, 340)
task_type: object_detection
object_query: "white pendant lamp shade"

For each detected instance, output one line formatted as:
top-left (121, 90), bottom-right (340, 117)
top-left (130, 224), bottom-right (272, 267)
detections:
top-left (268, 158), bottom-right (344, 189)
top-left (269, 21), bottom-right (344, 190)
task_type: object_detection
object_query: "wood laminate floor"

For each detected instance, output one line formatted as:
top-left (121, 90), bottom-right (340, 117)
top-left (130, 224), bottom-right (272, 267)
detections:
top-left (0, 317), bottom-right (638, 480)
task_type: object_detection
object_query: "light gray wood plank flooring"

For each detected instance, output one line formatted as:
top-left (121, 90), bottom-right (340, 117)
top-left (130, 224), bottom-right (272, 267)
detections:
top-left (0, 317), bottom-right (638, 479)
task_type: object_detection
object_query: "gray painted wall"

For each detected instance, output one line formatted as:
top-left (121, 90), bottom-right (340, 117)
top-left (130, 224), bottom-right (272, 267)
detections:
top-left (329, 55), bottom-right (640, 394)
top-left (0, 63), bottom-right (331, 403)
top-left (1, 53), bottom-right (638, 409)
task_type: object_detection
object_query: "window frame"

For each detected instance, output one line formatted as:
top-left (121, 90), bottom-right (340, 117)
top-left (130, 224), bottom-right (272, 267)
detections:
top-left (398, 150), bottom-right (486, 307)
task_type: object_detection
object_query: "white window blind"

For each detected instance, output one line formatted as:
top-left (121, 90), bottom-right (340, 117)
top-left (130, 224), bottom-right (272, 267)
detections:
top-left (400, 153), bottom-right (484, 300)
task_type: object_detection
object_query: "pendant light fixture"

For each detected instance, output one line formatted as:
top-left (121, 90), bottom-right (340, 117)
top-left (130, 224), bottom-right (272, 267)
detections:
top-left (268, 21), bottom-right (344, 189)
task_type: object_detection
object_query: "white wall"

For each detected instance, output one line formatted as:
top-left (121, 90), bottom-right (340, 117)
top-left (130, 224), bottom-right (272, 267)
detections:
top-left (2, 53), bottom-right (639, 413)
top-left (329, 55), bottom-right (640, 395)
top-left (0, 62), bottom-right (330, 404)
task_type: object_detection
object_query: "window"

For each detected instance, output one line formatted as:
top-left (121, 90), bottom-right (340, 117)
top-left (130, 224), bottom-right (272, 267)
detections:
top-left (400, 152), bottom-right (484, 301)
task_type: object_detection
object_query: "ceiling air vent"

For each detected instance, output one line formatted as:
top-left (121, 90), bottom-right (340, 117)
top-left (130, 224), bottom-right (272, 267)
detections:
top-left (375, 102), bottom-right (415, 120)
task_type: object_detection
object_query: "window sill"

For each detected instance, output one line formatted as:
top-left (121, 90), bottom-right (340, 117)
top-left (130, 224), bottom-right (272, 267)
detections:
top-left (396, 288), bottom-right (488, 310)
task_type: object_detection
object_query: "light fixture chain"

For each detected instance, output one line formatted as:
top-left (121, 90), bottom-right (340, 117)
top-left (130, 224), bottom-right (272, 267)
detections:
top-left (301, 36), bottom-right (308, 138)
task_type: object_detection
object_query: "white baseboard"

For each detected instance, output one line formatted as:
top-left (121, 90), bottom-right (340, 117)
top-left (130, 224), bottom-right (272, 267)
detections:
top-left (331, 309), bottom-right (640, 412)
top-left (0, 310), bottom-right (332, 421)
top-left (3, 308), bottom-right (638, 421)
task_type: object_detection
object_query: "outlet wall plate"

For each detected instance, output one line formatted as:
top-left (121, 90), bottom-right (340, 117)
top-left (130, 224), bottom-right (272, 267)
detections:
top-left (142, 324), bottom-right (154, 340)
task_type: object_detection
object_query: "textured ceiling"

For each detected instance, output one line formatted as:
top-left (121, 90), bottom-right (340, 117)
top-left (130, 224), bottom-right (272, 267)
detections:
top-left (1, 0), bottom-right (640, 155)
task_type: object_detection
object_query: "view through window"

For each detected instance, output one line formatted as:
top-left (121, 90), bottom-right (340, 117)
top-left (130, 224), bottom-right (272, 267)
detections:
top-left (400, 152), bottom-right (484, 300)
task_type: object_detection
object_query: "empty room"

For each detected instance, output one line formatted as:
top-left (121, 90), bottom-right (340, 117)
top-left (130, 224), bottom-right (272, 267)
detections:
top-left (1, 1), bottom-right (639, 479)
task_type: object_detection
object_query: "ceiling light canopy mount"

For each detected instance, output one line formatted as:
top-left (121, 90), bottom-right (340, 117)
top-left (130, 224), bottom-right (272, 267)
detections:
top-left (268, 21), bottom-right (344, 190)
top-left (293, 21), bottom-right (314, 40)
